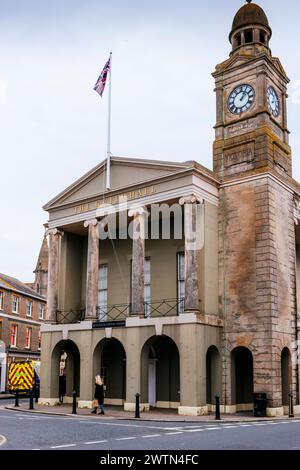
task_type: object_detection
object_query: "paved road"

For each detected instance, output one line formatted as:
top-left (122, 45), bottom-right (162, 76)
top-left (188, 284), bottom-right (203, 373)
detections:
top-left (1, 405), bottom-right (300, 450)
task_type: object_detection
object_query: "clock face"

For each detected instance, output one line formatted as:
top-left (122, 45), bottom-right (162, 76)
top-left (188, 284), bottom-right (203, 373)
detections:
top-left (267, 86), bottom-right (280, 117)
top-left (228, 84), bottom-right (255, 115)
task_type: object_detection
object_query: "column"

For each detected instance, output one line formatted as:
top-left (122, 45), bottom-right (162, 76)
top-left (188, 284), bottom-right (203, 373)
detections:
top-left (128, 207), bottom-right (148, 315)
top-left (46, 228), bottom-right (63, 323)
top-left (84, 219), bottom-right (99, 319)
top-left (179, 195), bottom-right (203, 312)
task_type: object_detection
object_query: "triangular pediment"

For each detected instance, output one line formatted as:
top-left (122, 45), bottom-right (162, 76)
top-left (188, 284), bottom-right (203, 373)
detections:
top-left (214, 54), bottom-right (254, 74)
top-left (44, 156), bottom-right (190, 210)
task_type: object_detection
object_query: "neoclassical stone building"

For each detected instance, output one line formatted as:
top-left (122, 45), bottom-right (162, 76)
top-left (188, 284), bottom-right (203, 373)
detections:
top-left (40, 1), bottom-right (300, 416)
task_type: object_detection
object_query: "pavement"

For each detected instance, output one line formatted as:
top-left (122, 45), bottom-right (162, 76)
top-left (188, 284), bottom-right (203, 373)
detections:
top-left (3, 401), bottom-right (298, 422)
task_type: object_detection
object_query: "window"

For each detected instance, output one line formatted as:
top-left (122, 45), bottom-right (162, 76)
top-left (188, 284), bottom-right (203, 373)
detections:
top-left (10, 324), bottom-right (18, 348)
top-left (260, 31), bottom-right (266, 44)
top-left (39, 304), bottom-right (45, 320)
top-left (98, 264), bottom-right (108, 320)
top-left (177, 252), bottom-right (185, 314)
top-left (0, 291), bottom-right (3, 310)
top-left (12, 295), bottom-right (19, 314)
top-left (25, 327), bottom-right (32, 349)
top-left (38, 330), bottom-right (41, 350)
top-left (244, 30), bottom-right (253, 44)
top-left (144, 258), bottom-right (151, 317)
top-left (27, 300), bottom-right (33, 317)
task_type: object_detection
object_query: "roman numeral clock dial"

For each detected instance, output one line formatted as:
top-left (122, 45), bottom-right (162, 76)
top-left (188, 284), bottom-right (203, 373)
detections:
top-left (228, 84), bottom-right (255, 115)
top-left (267, 86), bottom-right (280, 117)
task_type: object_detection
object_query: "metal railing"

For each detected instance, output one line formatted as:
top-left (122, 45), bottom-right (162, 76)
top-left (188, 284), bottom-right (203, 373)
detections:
top-left (97, 303), bottom-right (131, 322)
top-left (55, 298), bottom-right (185, 324)
top-left (55, 309), bottom-right (85, 324)
top-left (97, 298), bottom-right (184, 322)
top-left (144, 298), bottom-right (184, 318)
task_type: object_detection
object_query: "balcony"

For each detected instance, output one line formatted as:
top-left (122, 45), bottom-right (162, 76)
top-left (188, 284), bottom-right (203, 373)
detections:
top-left (55, 298), bottom-right (184, 325)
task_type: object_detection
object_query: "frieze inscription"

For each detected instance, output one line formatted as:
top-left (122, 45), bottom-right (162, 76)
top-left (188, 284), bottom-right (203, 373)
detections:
top-left (224, 142), bottom-right (255, 168)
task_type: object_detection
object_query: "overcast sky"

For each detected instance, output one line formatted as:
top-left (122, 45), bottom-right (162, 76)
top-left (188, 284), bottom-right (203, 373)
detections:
top-left (0, 0), bottom-right (300, 282)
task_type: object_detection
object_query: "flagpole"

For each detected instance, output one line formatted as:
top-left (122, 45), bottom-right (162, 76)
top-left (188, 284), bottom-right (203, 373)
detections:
top-left (106, 52), bottom-right (112, 191)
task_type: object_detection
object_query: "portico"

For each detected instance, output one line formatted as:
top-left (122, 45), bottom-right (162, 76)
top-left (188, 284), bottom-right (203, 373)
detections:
top-left (40, 157), bottom-right (221, 414)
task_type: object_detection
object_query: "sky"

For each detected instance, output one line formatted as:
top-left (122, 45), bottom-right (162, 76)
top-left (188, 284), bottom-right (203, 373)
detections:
top-left (0, 0), bottom-right (300, 282)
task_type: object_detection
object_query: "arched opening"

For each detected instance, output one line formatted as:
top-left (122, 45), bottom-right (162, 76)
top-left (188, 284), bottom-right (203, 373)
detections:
top-left (141, 335), bottom-right (180, 409)
top-left (93, 338), bottom-right (126, 404)
top-left (244, 29), bottom-right (253, 44)
top-left (281, 347), bottom-right (292, 407)
top-left (206, 346), bottom-right (221, 407)
top-left (231, 347), bottom-right (253, 411)
top-left (51, 340), bottom-right (80, 399)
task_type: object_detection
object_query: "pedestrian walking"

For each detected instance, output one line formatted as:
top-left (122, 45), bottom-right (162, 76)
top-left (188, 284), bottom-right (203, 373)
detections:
top-left (91, 375), bottom-right (105, 415)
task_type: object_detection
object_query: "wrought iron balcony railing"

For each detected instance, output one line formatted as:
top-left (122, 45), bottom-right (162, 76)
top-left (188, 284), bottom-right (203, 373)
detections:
top-left (97, 298), bottom-right (184, 322)
top-left (55, 298), bottom-right (185, 324)
top-left (97, 303), bottom-right (131, 322)
top-left (55, 309), bottom-right (85, 324)
top-left (144, 298), bottom-right (184, 318)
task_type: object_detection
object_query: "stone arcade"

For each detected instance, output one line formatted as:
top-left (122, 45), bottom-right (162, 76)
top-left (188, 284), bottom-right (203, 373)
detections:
top-left (40, 1), bottom-right (300, 416)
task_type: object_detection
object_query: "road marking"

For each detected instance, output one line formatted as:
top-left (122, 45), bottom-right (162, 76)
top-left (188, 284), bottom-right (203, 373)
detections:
top-left (220, 425), bottom-right (238, 428)
top-left (32, 448), bottom-right (41, 450)
top-left (79, 421), bottom-right (179, 431)
top-left (84, 440), bottom-right (108, 445)
top-left (185, 429), bottom-right (205, 432)
top-left (141, 434), bottom-right (161, 438)
top-left (165, 432), bottom-right (183, 435)
top-left (205, 427), bottom-right (221, 430)
top-left (51, 443), bottom-right (77, 448)
top-left (115, 437), bottom-right (137, 441)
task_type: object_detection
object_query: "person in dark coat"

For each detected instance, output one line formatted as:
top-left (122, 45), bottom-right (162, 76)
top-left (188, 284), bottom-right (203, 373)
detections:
top-left (91, 375), bottom-right (105, 414)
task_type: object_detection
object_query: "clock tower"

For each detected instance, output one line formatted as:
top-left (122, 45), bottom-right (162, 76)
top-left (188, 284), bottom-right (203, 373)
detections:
top-left (215, 1), bottom-right (298, 416)
top-left (213, 0), bottom-right (291, 180)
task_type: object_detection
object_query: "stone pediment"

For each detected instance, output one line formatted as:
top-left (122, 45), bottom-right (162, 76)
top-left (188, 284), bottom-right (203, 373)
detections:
top-left (213, 54), bottom-right (254, 75)
top-left (44, 156), bottom-right (190, 211)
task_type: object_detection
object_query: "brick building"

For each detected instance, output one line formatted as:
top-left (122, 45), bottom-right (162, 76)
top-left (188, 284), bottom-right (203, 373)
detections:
top-left (39, 1), bottom-right (300, 416)
top-left (0, 274), bottom-right (46, 392)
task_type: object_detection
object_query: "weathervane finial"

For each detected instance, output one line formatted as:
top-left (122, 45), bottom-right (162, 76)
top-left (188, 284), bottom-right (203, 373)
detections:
top-left (246, 0), bottom-right (252, 3)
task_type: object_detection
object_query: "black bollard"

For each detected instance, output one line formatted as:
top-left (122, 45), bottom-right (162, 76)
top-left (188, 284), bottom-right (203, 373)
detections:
top-left (72, 390), bottom-right (77, 414)
top-left (29, 389), bottom-right (34, 410)
top-left (14, 389), bottom-right (19, 407)
top-left (289, 392), bottom-right (294, 418)
top-left (135, 393), bottom-right (140, 419)
top-left (215, 395), bottom-right (221, 420)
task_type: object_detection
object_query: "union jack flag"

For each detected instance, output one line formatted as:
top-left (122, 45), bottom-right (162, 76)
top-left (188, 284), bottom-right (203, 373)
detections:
top-left (93, 56), bottom-right (111, 97)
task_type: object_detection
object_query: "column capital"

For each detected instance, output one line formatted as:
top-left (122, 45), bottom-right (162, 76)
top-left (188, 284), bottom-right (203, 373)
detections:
top-left (179, 195), bottom-right (204, 206)
top-left (128, 206), bottom-right (148, 218)
top-left (45, 228), bottom-right (64, 237)
top-left (84, 218), bottom-right (99, 228)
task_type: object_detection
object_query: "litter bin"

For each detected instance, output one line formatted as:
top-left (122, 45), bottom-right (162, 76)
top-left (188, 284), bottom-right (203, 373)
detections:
top-left (253, 393), bottom-right (267, 417)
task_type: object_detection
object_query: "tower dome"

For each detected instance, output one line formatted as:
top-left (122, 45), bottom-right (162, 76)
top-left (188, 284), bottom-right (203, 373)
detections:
top-left (229, 1), bottom-right (272, 52)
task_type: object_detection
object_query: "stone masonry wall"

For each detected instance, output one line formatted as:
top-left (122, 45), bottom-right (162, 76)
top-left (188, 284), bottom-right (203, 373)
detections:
top-left (219, 176), bottom-right (297, 408)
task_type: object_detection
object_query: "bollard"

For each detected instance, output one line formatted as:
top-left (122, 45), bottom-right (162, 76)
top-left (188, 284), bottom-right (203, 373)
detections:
top-left (29, 389), bottom-right (34, 410)
top-left (14, 389), bottom-right (19, 407)
top-left (135, 393), bottom-right (140, 419)
top-left (72, 390), bottom-right (77, 414)
top-left (289, 392), bottom-right (294, 418)
top-left (215, 395), bottom-right (221, 420)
